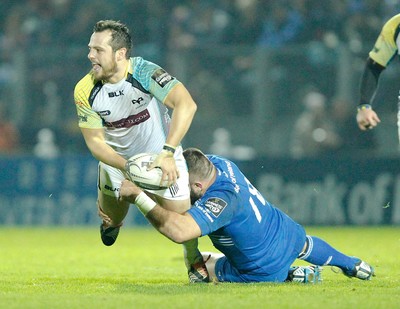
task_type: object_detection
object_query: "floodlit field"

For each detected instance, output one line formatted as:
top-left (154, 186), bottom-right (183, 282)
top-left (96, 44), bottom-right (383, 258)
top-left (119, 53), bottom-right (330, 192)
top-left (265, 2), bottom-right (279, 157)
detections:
top-left (0, 226), bottom-right (399, 309)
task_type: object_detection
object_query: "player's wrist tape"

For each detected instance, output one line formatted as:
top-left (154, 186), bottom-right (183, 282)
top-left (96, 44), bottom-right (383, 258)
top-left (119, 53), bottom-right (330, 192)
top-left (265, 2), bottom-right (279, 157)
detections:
top-left (163, 144), bottom-right (176, 154)
top-left (134, 192), bottom-right (157, 216)
top-left (357, 104), bottom-right (371, 112)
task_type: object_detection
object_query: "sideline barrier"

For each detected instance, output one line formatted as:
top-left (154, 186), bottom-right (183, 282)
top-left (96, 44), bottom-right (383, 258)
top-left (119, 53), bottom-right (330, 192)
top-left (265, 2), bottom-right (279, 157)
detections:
top-left (1, 155), bottom-right (399, 225)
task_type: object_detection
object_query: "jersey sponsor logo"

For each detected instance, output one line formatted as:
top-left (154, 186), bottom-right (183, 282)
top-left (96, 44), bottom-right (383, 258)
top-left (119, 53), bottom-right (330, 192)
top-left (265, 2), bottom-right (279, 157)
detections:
top-left (98, 110), bottom-right (111, 116)
top-left (78, 114), bottom-right (88, 122)
top-left (372, 45), bottom-right (380, 53)
top-left (132, 97), bottom-right (144, 105)
top-left (108, 90), bottom-right (124, 98)
top-left (151, 69), bottom-right (174, 88)
top-left (104, 109), bottom-right (150, 128)
top-left (104, 184), bottom-right (119, 192)
top-left (204, 197), bottom-right (227, 217)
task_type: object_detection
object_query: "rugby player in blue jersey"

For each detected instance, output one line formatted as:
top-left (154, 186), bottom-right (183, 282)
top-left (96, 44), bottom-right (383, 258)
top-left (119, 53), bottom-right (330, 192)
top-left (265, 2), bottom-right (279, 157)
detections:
top-left (119, 148), bottom-right (375, 283)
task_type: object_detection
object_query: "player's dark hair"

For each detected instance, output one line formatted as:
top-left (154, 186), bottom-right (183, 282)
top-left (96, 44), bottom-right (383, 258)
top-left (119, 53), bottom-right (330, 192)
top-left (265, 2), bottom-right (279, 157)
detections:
top-left (183, 148), bottom-right (214, 181)
top-left (93, 20), bottom-right (132, 58)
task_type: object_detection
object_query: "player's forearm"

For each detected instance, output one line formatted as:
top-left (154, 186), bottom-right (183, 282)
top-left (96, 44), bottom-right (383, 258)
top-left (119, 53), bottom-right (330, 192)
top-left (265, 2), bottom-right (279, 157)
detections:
top-left (87, 138), bottom-right (126, 170)
top-left (146, 207), bottom-right (196, 244)
top-left (81, 128), bottom-right (127, 169)
top-left (163, 84), bottom-right (197, 147)
top-left (166, 102), bottom-right (197, 147)
top-left (359, 58), bottom-right (385, 106)
top-left (119, 180), bottom-right (200, 243)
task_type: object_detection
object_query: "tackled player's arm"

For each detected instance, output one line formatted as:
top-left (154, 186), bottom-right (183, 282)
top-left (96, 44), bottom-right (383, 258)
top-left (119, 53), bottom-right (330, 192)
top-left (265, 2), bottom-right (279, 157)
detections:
top-left (163, 83), bottom-right (197, 148)
top-left (119, 179), bottom-right (201, 243)
top-left (148, 83), bottom-right (197, 183)
top-left (80, 127), bottom-right (127, 170)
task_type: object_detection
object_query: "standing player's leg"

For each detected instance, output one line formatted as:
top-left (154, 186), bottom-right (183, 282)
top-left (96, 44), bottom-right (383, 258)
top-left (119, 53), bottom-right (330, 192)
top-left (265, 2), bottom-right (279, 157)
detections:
top-left (97, 162), bottom-right (130, 246)
top-left (150, 150), bottom-right (209, 283)
top-left (98, 191), bottom-right (130, 246)
top-left (156, 195), bottom-right (208, 282)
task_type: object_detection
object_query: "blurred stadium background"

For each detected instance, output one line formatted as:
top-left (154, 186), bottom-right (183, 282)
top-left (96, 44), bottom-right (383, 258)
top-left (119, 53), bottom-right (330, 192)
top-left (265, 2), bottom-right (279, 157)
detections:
top-left (1, 0), bottom-right (400, 226)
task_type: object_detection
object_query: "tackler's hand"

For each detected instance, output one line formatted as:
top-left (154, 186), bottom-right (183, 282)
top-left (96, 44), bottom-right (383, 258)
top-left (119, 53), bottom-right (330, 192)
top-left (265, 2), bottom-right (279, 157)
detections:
top-left (119, 179), bottom-right (142, 203)
top-left (148, 148), bottom-right (179, 187)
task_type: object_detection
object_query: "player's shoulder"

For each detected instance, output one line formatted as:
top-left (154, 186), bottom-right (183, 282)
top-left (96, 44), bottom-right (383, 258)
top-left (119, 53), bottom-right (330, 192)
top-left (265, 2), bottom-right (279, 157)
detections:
top-left (130, 56), bottom-right (166, 79)
top-left (381, 14), bottom-right (400, 31)
top-left (130, 56), bottom-right (156, 73)
top-left (74, 71), bottom-right (96, 93)
top-left (130, 56), bottom-right (180, 94)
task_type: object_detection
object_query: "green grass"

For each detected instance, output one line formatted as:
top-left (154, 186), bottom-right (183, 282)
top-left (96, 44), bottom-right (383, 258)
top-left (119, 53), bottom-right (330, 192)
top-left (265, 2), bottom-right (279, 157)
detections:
top-left (0, 226), bottom-right (399, 309)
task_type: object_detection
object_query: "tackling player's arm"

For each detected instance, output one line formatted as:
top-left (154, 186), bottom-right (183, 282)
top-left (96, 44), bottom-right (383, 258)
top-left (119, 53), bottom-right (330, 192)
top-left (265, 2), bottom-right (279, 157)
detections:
top-left (80, 127), bottom-right (127, 170)
top-left (149, 83), bottom-right (198, 184)
top-left (119, 179), bottom-right (201, 243)
top-left (356, 57), bottom-right (383, 130)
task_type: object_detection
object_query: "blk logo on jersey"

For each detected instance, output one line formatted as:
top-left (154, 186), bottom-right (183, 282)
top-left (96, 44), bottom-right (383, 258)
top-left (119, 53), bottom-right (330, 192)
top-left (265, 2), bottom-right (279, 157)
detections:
top-left (151, 69), bottom-right (174, 88)
top-left (108, 90), bottom-right (124, 98)
top-left (204, 197), bottom-right (227, 218)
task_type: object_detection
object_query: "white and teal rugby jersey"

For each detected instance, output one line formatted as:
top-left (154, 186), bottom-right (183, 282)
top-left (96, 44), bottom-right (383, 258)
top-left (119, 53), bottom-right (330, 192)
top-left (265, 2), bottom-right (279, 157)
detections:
top-left (74, 57), bottom-right (181, 159)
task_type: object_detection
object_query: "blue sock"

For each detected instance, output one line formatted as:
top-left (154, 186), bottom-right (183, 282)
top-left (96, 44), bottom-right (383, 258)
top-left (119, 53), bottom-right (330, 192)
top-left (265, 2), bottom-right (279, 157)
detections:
top-left (299, 235), bottom-right (359, 273)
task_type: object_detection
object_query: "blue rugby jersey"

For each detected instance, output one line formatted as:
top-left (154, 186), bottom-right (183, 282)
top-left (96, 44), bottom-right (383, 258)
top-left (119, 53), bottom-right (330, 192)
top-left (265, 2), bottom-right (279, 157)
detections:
top-left (188, 155), bottom-right (306, 275)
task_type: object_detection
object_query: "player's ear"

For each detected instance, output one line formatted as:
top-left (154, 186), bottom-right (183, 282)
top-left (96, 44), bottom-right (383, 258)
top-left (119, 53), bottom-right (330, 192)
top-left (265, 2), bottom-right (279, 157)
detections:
top-left (116, 48), bottom-right (127, 61)
top-left (194, 182), bottom-right (203, 190)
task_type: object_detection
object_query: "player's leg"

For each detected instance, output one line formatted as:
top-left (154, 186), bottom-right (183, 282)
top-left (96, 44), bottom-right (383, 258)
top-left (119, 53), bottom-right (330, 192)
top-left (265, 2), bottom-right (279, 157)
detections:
top-left (97, 162), bottom-right (130, 246)
top-left (145, 155), bottom-right (208, 283)
top-left (286, 265), bottom-right (322, 284)
top-left (202, 252), bottom-right (224, 282)
top-left (298, 235), bottom-right (374, 280)
top-left (98, 190), bottom-right (130, 226)
top-left (153, 195), bottom-right (208, 282)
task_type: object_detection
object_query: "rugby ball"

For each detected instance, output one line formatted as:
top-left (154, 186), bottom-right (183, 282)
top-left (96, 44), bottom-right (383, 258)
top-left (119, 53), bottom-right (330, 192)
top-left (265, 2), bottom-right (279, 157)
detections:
top-left (126, 153), bottom-right (169, 190)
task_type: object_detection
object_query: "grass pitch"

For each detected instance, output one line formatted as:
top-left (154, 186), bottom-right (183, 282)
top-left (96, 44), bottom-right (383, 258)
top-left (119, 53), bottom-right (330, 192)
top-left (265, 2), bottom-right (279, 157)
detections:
top-left (0, 226), bottom-right (399, 309)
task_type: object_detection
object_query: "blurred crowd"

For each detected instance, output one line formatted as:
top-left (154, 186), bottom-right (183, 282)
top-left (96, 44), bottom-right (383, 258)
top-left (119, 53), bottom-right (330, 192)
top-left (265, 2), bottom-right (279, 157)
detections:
top-left (0, 0), bottom-right (398, 157)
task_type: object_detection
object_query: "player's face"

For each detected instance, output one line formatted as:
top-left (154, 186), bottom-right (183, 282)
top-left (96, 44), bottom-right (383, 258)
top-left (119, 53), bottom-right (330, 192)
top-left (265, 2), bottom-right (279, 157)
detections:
top-left (87, 30), bottom-right (118, 81)
top-left (189, 183), bottom-right (202, 205)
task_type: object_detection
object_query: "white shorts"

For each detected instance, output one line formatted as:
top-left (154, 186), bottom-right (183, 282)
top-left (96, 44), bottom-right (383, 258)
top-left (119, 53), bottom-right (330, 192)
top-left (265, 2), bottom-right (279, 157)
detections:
top-left (98, 147), bottom-right (190, 201)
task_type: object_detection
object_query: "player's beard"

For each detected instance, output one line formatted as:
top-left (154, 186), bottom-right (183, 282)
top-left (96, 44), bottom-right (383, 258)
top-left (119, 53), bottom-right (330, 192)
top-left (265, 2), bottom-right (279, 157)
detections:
top-left (93, 59), bottom-right (118, 82)
top-left (190, 190), bottom-right (202, 205)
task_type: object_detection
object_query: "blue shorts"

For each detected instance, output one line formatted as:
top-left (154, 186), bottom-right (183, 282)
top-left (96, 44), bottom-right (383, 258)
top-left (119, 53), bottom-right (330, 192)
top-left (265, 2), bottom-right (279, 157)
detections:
top-left (214, 225), bottom-right (306, 283)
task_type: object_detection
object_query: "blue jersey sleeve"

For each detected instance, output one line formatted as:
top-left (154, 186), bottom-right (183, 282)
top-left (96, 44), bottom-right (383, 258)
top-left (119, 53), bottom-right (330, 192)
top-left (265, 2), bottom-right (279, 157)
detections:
top-left (189, 187), bottom-right (238, 236)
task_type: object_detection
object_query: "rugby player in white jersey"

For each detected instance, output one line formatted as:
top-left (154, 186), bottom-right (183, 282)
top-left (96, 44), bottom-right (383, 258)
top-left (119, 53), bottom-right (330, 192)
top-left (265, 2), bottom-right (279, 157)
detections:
top-left (74, 20), bottom-right (207, 282)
